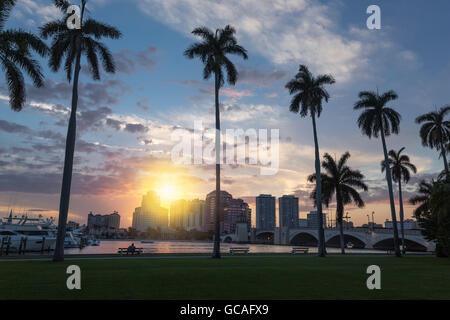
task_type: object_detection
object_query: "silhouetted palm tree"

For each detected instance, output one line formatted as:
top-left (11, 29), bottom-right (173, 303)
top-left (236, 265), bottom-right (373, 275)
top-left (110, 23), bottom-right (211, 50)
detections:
top-left (0, 0), bottom-right (48, 111)
top-left (184, 25), bottom-right (248, 259)
top-left (382, 147), bottom-right (417, 254)
top-left (416, 106), bottom-right (450, 175)
top-left (354, 90), bottom-right (402, 257)
top-left (40, 0), bottom-right (121, 262)
top-left (410, 178), bottom-right (450, 257)
top-left (285, 65), bottom-right (335, 257)
top-left (409, 180), bottom-right (434, 218)
top-left (308, 152), bottom-right (368, 254)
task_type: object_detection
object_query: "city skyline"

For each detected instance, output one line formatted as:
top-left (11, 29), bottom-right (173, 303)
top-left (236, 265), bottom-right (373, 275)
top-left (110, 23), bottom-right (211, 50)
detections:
top-left (1, 0), bottom-right (449, 228)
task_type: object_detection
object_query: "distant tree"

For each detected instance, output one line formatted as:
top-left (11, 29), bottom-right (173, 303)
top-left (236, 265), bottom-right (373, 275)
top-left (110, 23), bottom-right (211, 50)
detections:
top-left (40, 0), bottom-right (121, 262)
top-left (416, 106), bottom-right (450, 176)
top-left (382, 147), bottom-right (417, 253)
top-left (308, 152), bottom-right (368, 254)
top-left (184, 25), bottom-right (248, 258)
top-left (285, 65), bottom-right (335, 257)
top-left (354, 90), bottom-right (402, 257)
top-left (0, 0), bottom-right (48, 111)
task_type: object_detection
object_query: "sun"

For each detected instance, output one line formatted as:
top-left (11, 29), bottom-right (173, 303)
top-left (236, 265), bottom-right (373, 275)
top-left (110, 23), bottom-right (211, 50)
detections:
top-left (158, 183), bottom-right (178, 202)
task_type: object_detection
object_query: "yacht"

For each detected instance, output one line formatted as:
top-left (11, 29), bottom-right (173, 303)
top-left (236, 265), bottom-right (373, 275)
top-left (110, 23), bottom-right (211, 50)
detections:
top-left (0, 213), bottom-right (57, 251)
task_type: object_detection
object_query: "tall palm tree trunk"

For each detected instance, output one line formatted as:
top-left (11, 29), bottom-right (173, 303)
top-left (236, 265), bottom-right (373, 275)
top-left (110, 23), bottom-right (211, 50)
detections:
top-left (441, 141), bottom-right (449, 175)
top-left (398, 180), bottom-right (405, 254)
top-left (339, 221), bottom-right (345, 254)
top-left (212, 72), bottom-right (221, 259)
top-left (379, 122), bottom-right (401, 257)
top-left (336, 190), bottom-right (345, 254)
top-left (53, 37), bottom-right (81, 262)
top-left (311, 113), bottom-right (326, 257)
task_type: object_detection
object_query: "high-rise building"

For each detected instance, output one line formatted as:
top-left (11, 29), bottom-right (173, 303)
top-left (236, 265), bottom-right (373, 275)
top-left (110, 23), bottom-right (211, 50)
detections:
top-left (279, 195), bottom-right (299, 228)
top-left (204, 190), bottom-right (232, 232)
top-left (132, 191), bottom-right (168, 232)
top-left (298, 218), bottom-right (308, 227)
top-left (132, 207), bottom-right (141, 230)
top-left (223, 198), bottom-right (251, 234)
top-left (87, 211), bottom-right (120, 235)
top-left (204, 191), bottom-right (251, 234)
top-left (169, 199), bottom-right (205, 231)
top-left (256, 194), bottom-right (276, 229)
top-left (307, 211), bottom-right (327, 229)
top-left (170, 199), bottom-right (187, 229)
top-left (184, 199), bottom-right (205, 231)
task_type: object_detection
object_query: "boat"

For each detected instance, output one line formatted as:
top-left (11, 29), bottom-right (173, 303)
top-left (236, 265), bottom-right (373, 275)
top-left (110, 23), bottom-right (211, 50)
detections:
top-left (0, 212), bottom-right (57, 251)
top-left (64, 231), bottom-right (81, 248)
top-left (141, 239), bottom-right (154, 243)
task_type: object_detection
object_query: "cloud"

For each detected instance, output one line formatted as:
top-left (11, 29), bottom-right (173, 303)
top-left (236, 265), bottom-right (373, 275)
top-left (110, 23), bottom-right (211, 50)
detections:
top-left (14, 0), bottom-right (62, 24)
top-left (0, 120), bottom-right (32, 134)
top-left (113, 46), bottom-right (160, 75)
top-left (124, 123), bottom-right (149, 134)
top-left (78, 107), bottom-right (113, 131)
top-left (237, 65), bottom-right (287, 87)
top-left (136, 0), bottom-right (368, 82)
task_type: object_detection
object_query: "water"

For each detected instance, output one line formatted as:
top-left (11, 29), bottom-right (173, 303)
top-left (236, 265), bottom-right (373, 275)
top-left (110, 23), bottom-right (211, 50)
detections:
top-left (64, 240), bottom-right (391, 255)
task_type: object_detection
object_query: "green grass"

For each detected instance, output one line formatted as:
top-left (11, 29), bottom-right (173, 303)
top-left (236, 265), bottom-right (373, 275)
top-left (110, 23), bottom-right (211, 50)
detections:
top-left (0, 255), bottom-right (449, 299)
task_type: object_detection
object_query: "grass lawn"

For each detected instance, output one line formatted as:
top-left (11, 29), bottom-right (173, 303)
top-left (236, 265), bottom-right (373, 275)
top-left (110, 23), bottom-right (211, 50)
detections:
top-left (0, 255), bottom-right (449, 299)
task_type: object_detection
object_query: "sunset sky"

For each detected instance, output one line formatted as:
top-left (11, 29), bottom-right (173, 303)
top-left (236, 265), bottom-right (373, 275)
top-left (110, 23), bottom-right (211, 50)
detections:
top-left (0, 0), bottom-right (449, 228)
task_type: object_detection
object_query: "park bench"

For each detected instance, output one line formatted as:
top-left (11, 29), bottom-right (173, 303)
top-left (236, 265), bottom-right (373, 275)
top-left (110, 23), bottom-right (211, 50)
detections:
top-left (118, 247), bottom-right (143, 256)
top-left (291, 247), bottom-right (309, 255)
top-left (230, 247), bottom-right (249, 255)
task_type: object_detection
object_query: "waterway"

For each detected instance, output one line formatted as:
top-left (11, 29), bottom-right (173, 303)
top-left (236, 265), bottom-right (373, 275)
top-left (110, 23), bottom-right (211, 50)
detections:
top-left (64, 240), bottom-right (389, 255)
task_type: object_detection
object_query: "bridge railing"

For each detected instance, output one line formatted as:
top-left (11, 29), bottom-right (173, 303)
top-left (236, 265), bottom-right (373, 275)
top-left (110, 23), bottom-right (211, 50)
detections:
top-left (252, 227), bottom-right (423, 236)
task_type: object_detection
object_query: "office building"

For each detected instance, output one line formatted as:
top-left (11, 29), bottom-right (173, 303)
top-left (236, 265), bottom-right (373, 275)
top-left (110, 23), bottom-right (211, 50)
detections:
top-left (223, 198), bottom-right (251, 234)
top-left (256, 194), bottom-right (276, 229)
top-left (132, 191), bottom-right (168, 232)
top-left (170, 199), bottom-right (205, 231)
top-left (279, 195), bottom-right (299, 228)
top-left (204, 190), bottom-right (232, 232)
top-left (307, 211), bottom-right (327, 229)
top-left (87, 211), bottom-right (120, 235)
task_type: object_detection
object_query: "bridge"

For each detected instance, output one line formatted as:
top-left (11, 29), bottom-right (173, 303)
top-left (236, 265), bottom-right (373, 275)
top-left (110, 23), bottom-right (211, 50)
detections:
top-left (222, 226), bottom-right (435, 251)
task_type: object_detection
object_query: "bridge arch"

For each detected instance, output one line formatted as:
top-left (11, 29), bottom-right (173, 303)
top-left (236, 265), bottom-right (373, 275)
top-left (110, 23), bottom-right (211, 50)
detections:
top-left (222, 235), bottom-right (233, 243)
top-left (255, 231), bottom-right (274, 244)
top-left (373, 237), bottom-right (427, 252)
top-left (325, 234), bottom-right (366, 249)
top-left (290, 232), bottom-right (318, 246)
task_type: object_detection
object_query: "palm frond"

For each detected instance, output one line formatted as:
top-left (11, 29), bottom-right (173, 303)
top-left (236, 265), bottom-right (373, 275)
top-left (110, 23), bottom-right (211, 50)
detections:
top-left (0, 0), bottom-right (15, 31)
top-left (2, 58), bottom-right (25, 111)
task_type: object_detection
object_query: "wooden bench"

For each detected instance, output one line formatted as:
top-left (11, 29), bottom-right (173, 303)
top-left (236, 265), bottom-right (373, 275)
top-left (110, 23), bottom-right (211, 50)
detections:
top-left (230, 247), bottom-right (249, 255)
top-left (291, 247), bottom-right (309, 255)
top-left (118, 247), bottom-right (143, 255)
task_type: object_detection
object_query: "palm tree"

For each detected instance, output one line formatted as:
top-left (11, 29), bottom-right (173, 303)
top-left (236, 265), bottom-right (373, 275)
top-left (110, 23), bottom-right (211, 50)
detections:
top-left (409, 180), bottom-right (434, 218)
top-left (184, 25), bottom-right (248, 258)
top-left (308, 152), bottom-right (368, 254)
top-left (416, 106), bottom-right (450, 176)
top-left (40, 0), bottom-right (121, 262)
top-left (354, 90), bottom-right (402, 257)
top-left (410, 178), bottom-right (450, 257)
top-left (381, 147), bottom-right (417, 254)
top-left (0, 0), bottom-right (48, 111)
top-left (285, 65), bottom-right (335, 257)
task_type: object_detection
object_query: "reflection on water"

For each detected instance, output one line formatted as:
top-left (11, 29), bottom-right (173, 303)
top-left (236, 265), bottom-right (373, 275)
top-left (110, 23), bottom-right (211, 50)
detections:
top-left (64, 240), bottom-right (389, 255)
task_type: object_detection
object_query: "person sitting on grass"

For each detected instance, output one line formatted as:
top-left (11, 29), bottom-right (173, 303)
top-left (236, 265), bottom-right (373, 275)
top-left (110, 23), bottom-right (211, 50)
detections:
top-left (127, 243), bottom-right (136, 254)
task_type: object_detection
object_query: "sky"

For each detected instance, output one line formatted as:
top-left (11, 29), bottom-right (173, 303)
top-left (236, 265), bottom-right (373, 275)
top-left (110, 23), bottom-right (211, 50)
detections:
top-left (0, 0), bottom-right (449, 228)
